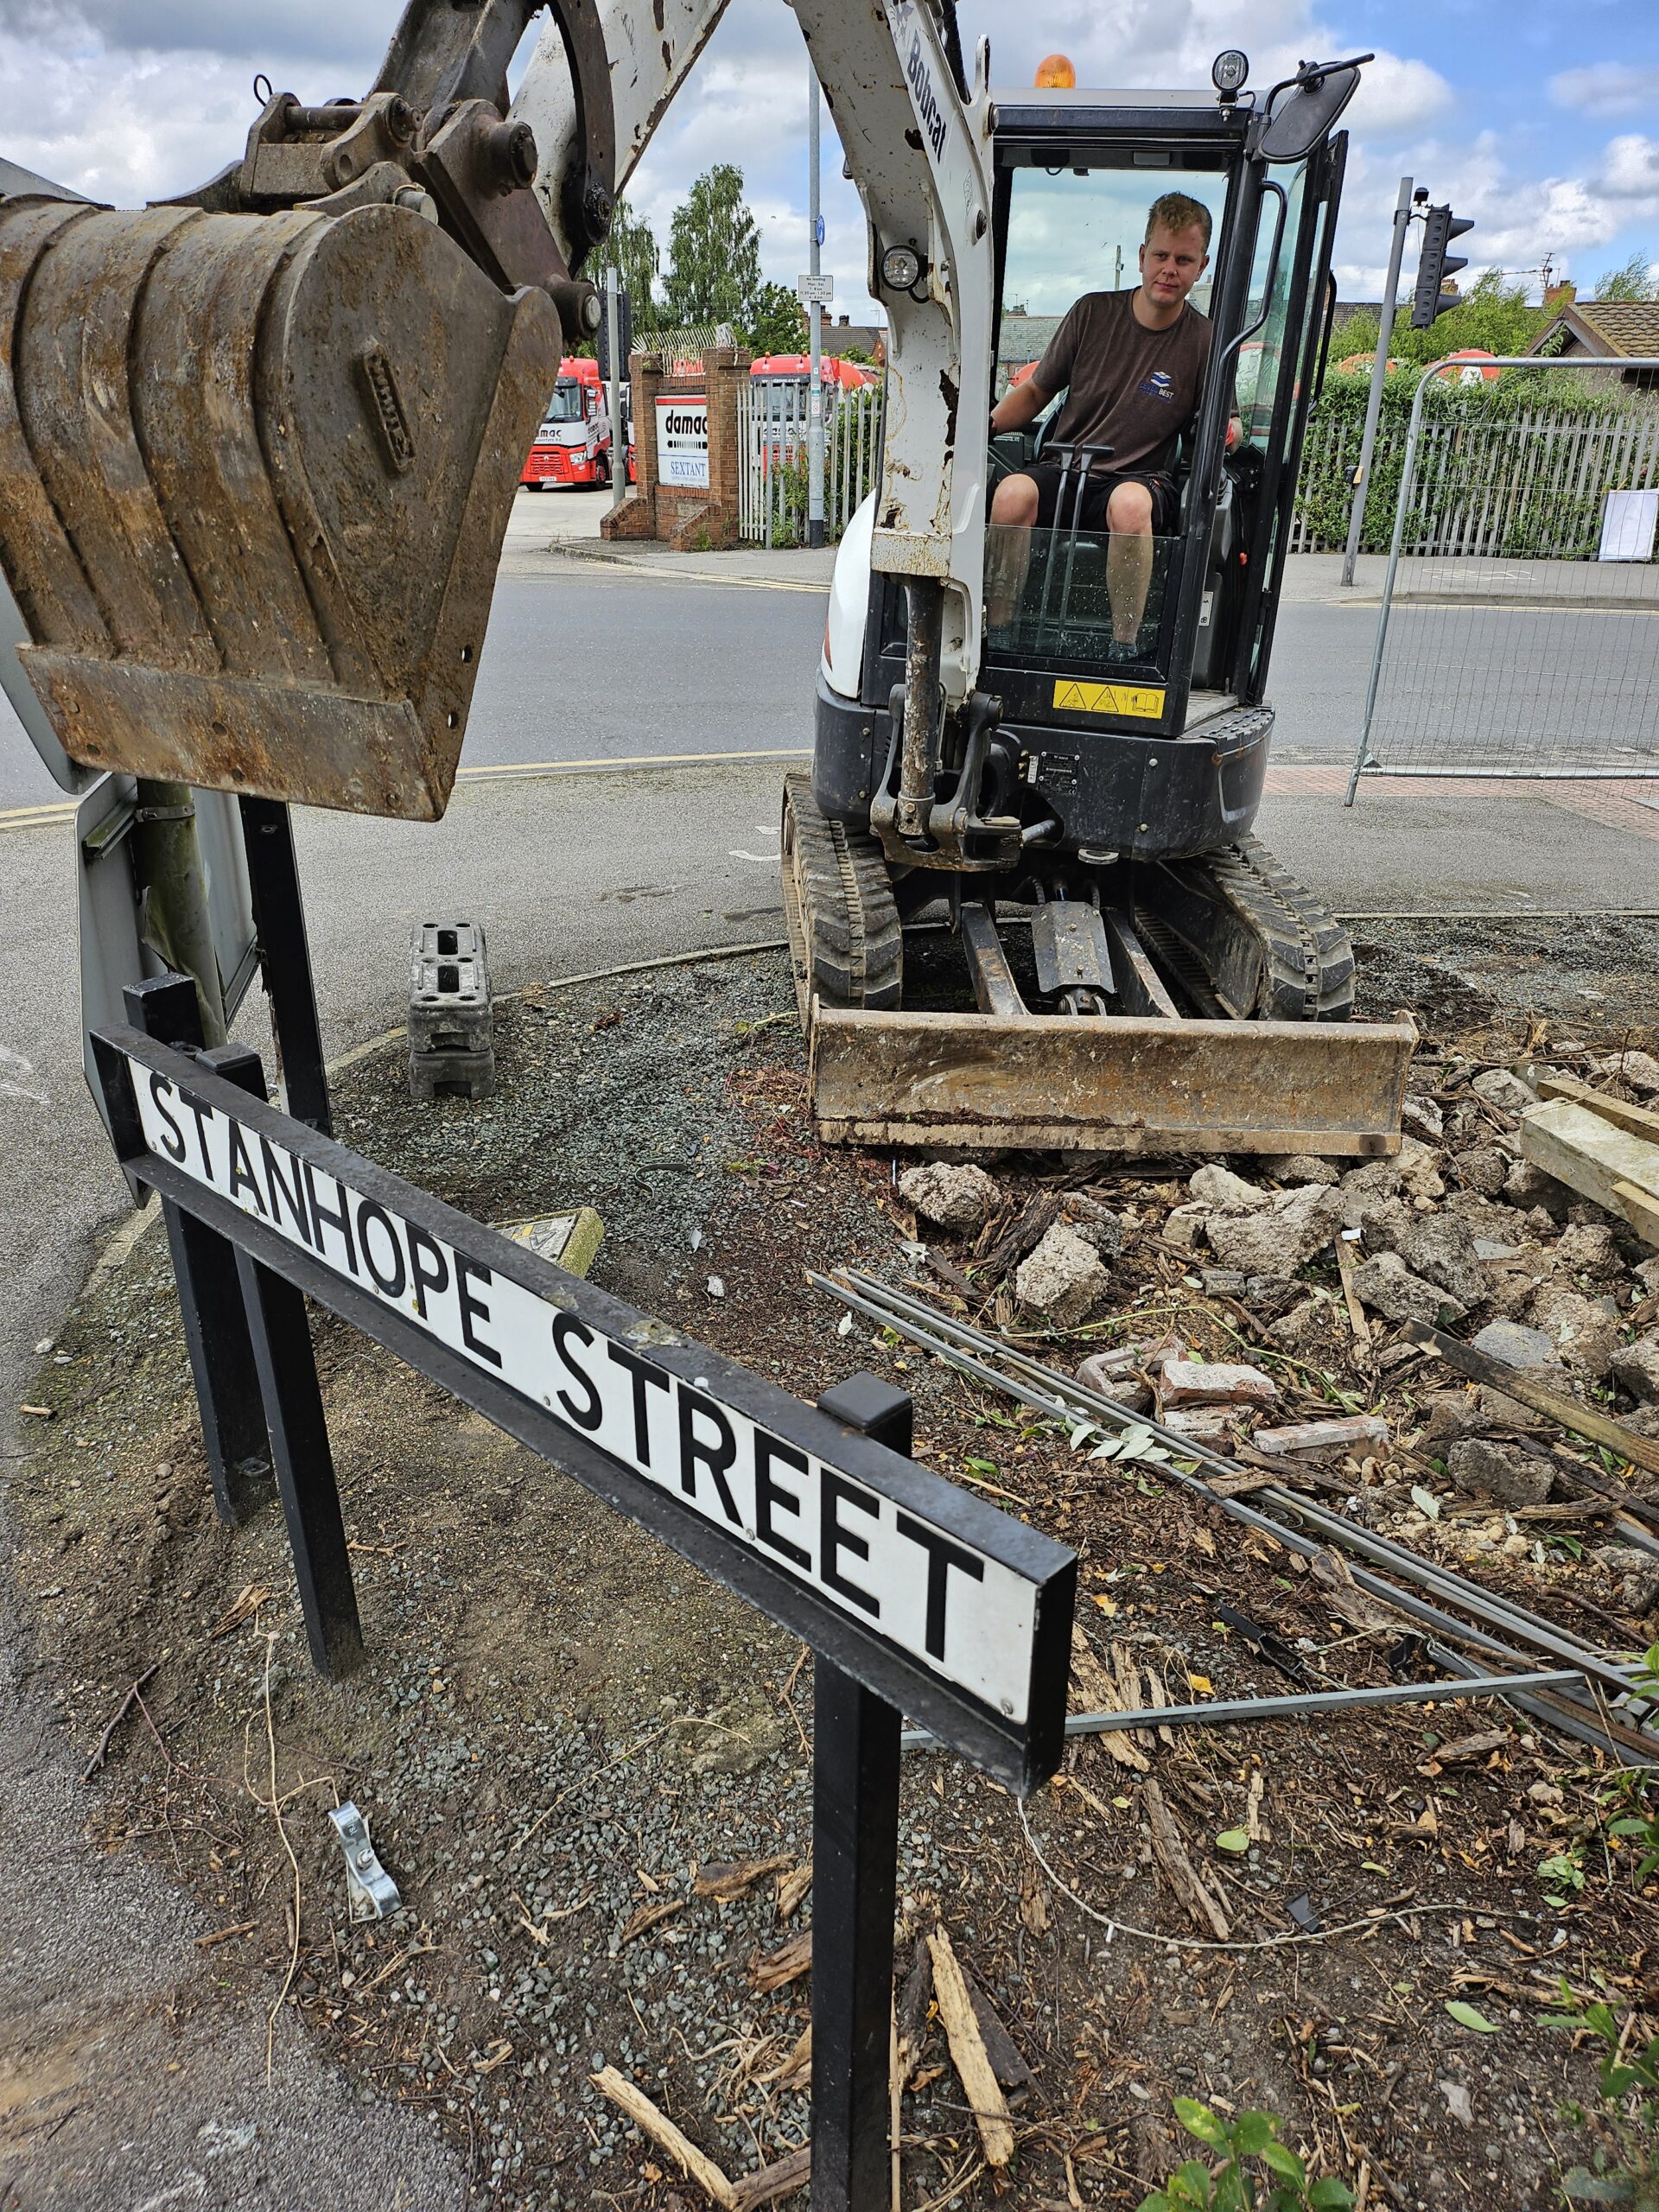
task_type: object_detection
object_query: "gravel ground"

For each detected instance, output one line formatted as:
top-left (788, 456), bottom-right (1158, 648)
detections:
top-left (6, 919), bottom-right (1659, 2211)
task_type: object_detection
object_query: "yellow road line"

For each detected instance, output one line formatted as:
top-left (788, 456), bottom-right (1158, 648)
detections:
top-left (0, 748), bottom-right (809, 830)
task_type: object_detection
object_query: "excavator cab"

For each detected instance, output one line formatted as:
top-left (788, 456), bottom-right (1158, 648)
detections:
top-left (789, 56), bottom-right (1415, 1154)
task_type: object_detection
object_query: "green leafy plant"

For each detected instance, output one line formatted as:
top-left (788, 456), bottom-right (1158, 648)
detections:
top-left (1544, 1986), bottom-right (1659, 2208)
top-left (1540, 1847), bottom-right (1589, 1903)
top-left (1599, 1765), bottom-right (1659, 1887)
top-left (1138, 2100), bottom-right (1353, 2212)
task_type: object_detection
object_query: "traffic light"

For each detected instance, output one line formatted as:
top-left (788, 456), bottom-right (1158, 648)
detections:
top-left (1411, 204), bottom-right (1473, 329)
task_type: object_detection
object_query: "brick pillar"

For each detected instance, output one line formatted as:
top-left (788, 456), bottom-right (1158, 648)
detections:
top-left (699, 344), bottom-right (748, 550)
top-left (601, 349), bottom-right (662, 540)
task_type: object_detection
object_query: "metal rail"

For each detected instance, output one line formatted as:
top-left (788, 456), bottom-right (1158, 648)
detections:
top-left (811, 1268), bottom-right (1657, 1762)
top-left (901, 1668), bottom-right (1584, 1751)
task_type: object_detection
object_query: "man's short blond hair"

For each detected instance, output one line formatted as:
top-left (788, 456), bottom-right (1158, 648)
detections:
top-left (1144, 192), bottom-right (1212, 250)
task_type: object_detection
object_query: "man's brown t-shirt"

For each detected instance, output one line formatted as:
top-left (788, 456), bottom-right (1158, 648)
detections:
top-left (1033, 289), bottom-right (1211, 474)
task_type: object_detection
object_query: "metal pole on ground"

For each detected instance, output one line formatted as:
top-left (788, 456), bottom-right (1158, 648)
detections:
top-left (807, 62), bottom-right (825, 550)
top-left (1341, 176), bottom-right (1413, 589)
top-left (810, 1372), bottom-right (909, 2211)
top-left (238, 796), bottom-right (332, 1135)
top-left (607, 284), bottom-right (626, 512)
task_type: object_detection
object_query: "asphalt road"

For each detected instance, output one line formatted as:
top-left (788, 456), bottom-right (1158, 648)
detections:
top-left (4, 532), bottom-right (1659, 2208)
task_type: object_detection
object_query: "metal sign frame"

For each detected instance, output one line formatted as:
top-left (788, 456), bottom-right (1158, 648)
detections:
top-left (95, 979), bottom-right (1075, 2212)
top-left (92, 1007), bottom-right (1073, 1795)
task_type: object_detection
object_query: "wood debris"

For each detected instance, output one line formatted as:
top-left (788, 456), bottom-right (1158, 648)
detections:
top-left (1143, 1779), bottom-right (1230, 1940)
top-left (925, 1924), bottom-right (1015, 2167)
top-left (592, 2067), bottom-right (736, 2209)
top-left (731, 2146), bottom-right (811, 2211)
top-left (775, 1861), bottom-right (813, 1918)
top-left (694, 1853), bottom-right (793, 1899)
top-left (1307, 1547), bottom-right (1402, 1634)
top-left (749, 1929), bottom-right (812, 1993)
top-left (618, 1896), bottom-right (686, 1946)
top-left (1068, 1625), bottom-right (1149, 1770)
top-left (1403, 1318), bottom-right (1659, 1478)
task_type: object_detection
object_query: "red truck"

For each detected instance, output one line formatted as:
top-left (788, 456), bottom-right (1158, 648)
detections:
top-left (520, 357), bottom-right (625, 489)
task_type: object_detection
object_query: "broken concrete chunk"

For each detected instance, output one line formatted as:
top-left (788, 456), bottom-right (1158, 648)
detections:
top-left (1453, 1142), bottom-right (1510, 1199)
top-left (1550, 1222), bottom-right (1624, 1281)
top-left (1393, 1211), bottom-right (1490, 1309)
top-left (1268, 1295), bottom-right (1337, 1352)
top-left (1594, 1048), bottom-right (1659, 1096)
top-left (1164, 1202), bottom-right (1209, 1249)
top-left (1254, 1415), bottom-right (1389, 1456)
top-left (1159, 1406), bottom-right (1239, 1450)
top-left (1470, 1319), bottom-right (1563, 1370)
top-left (1205, 1183), bottom-right (1346, 1274)
top-left (1073, 1358), bottom-right (1154, 1414)
top-left (1446, 1438), bottom-right (1554, 1507)
top-left (1635, 1256), bottom-right (1659, 1294)
top-left (1067, 1200), bottom-right (1125, 1260)
top-left (898, 1160), bottom-right (1003, 1233)
top-left (1351, 1193), bottom-right (1415, 1252)
top-left (1342, 1135), bottom-right (1444, 1204)
top-left (1243, 1273), bottom-right (1302, 1315)
top-left (1503, 1157), bottom-right (1571, 1217)
top-left (1621, 1570), bottom-right (1659, 1616)
top-left (1470, 1067), bottom-right (1540, 1116)
top-left (1477, 1385), bottom-right (1541, 1429)
top-left (1260, 1154), bottom-right (1340, 1186)
top-left (1444, 1192), bottom-right (1529, 1242)
top-left (1421, 1390), bottom-right (1483, 1446)
top-left (1157, 1357), bottom-right (1279, 1408)
top-left (1525, 1282), bottom-right (1624, 1380)
top-left (1014, 1223), bottom-right (1111, 1328)
top-left (1401, 1094), bottom-right (1445, 1144)
top-left (1610, 1335), bottom-right (1659, 1404)
top-left (1188, 1164), bottom-right (1269, 1211)
top-left (1200, 1268), bottom-right (1249, 1299)
top-left (1349, 1251), bottom-right (1467, 1327)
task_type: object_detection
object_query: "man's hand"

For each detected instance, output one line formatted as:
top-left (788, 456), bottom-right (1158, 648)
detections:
top-left (990, 374), bottom-right (1051, 438)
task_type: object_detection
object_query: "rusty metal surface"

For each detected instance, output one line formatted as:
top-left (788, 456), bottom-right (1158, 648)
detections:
top-left (0, 196), bottom-right (558, 817)
top-left (807, 1004), bottom-right (1415, 1156)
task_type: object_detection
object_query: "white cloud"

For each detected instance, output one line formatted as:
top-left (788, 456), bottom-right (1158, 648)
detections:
top-left (1599, 133), bottom-right (1659, 205)
top-left (1550, 63), bottom-right (1659, 119)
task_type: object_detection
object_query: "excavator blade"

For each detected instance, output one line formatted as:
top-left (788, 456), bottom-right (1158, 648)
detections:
top-left (804, 1004), bottom-right (1416, 1156)
top-left (0, 194), bottom-right (559, 820)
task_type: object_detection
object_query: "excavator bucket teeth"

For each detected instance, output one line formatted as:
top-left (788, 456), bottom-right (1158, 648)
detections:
top-left (0, 195), bottom-right (560, 820)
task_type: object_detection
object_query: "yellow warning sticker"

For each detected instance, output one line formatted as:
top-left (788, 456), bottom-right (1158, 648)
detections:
top-left (1052, 678), bottom-right (1166, 719)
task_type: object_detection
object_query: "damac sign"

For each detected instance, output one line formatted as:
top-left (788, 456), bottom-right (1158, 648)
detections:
top-left (109, 1035), bottom-right (1071, 1752)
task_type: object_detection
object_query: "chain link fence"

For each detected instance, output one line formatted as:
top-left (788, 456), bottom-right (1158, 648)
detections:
top-left (1346, 359), bottom-right (1659, 796)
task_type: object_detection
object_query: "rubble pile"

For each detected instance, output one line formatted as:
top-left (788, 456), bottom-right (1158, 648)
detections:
top-left (898, 1038), bottom-right (1659, 1628)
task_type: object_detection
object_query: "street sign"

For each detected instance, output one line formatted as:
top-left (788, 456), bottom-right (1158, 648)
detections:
top-left (94, 1020), bottom-right (1075, 1789)
top-left (595, 285), bottom-right (632, 380)
top-left (797, 272), bottom-right (834, 305)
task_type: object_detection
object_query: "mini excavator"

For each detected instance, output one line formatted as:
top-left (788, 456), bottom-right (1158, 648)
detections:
top-left (0, 1), bottom-right (1411, 1155)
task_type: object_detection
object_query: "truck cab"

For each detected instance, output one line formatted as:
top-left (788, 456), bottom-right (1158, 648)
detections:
top-left (521, 356), bottom-right (620, 490)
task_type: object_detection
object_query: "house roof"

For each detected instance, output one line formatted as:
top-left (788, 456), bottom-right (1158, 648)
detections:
top-left (1529, 298), bottom-right (1659, 359)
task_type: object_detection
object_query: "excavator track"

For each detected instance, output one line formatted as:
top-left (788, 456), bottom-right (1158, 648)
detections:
top-left (781, 772), bottom-right (904, 1014)
top-left (1135, 833), bottom-right (1356, 1025)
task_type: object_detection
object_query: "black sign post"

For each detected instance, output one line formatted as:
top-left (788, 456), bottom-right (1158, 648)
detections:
top-left (95, 996), bottom-right (1076, 2202)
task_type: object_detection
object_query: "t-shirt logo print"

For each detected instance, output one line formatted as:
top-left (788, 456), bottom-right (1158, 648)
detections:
top-left (1139, 369), bottom-right (1177, 404)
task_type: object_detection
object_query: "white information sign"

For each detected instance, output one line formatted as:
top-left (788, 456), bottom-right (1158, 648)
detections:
top-left (124, 1052), bottom-right (1039, 1721)
top-left (797, 273), bottom-right (835, 305)
top-left (655, 396), bottom-right (709, 488)
top-left (1599, 487), bottom-right (1659, 563)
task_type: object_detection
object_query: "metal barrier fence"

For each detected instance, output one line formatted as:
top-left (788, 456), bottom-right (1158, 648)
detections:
top-left (737, 380), bottom-right (884, 547)
top-left (1347, 358), bottom-right (1659, 798)
top-left (1294, 386), bottom-right (1659, 556)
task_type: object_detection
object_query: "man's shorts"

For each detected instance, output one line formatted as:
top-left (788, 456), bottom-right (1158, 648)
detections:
top-left (1024, 463), bottom-right (1179, 537)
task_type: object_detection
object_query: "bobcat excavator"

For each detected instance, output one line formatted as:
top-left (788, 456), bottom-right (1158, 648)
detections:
top-left (0, 0), bottom-right (1411, 1155)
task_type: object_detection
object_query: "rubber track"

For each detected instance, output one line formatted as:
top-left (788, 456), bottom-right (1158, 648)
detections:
top-left (1205, 832), bottom-right (1356, 1021)
top-left (781, 772), bottom-right (904, 1010)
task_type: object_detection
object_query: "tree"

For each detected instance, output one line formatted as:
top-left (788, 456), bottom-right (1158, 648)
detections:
top-left (600, 196), bottom-right (662, 332)
top-left (745, 281), bottom-right (806, 356)
top-left (662, 164), bottom-right (763, 329)
top-left (1593, 251), bottom-right (1659, 302)
top-left (1330, 268), bottom-right (1549, 371)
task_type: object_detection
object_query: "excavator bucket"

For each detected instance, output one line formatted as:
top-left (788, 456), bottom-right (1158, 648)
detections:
top-left (0, 194), bottom-right (559, 819)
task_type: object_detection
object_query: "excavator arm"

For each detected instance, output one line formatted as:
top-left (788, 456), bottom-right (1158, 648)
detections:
top-left (0, 0), bottom-right (994, 822)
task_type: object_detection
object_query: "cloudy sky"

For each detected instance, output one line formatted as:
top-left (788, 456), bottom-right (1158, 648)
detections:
top-left (0, 0), bottom-right (1654, 316)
